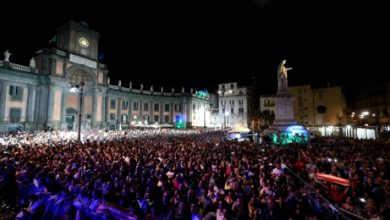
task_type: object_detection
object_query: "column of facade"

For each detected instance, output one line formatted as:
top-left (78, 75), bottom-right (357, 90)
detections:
top-left (171, 102), bottom-right (174, 124)
top-left (60, 87), bottom-right (66, 129)
top-left (0, 80), bottom-right (8, 121)
top-left (117, 97), bottom-right (122, 129)
top-left (101, 93), bottom-right (107, 129)
top-left (160, 101), bottom-right (163, 123)
top-left (128, 98), bottom-right (132, 126)
top-left (47, 86), bottom-right (55, 125)
top-left (150, 100), bottom-right (153, 123)
top-left (182, 99), bottom-right (186, 128)
top-left (104, 94), bottom-right (109, 129)
top-left (92, 91), bottom-right (97, 129)
top-left (139, 100), bottom-right (143, 122)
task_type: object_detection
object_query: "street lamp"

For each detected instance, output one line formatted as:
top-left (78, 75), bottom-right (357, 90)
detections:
top-left (69, 81), bottom-right (85, 142)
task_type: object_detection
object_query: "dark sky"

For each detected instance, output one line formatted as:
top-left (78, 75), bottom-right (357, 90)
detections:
top-left (0, 1), bottom-right (388, 95)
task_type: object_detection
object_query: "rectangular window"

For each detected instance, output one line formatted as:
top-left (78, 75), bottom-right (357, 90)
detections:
top-left (154, 103), bottom-right (159, 112)
top-left (110, 99), bottom-right (116, 109)
top-left (154, 115), bottom-right (159, 122)
top-left (164, 115), bottom-right (170, 123)
top-left (231, 108), bottom-right (234, 114)
top-left (239, 108), bottom-right (244, 114)
top-left (144, 103), bottom-right (149, 111)
top-left (10, 108), bottom-right (21, 122)
top-left (165, 104), bottom-right (170, 112)
top-left (133, 102), bottom-right (139, 111)
top-left (110, 113), bottom-right (116, 121)
top-left (9, 85), bottom-right (23, 101)
top-left (122, 100), bottom-right (129, 110)
top-left (121, 114), bottom-right (128, 123)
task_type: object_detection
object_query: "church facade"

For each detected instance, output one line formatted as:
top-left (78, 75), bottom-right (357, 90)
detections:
top-left (0, 21), bottom-right (210, 133)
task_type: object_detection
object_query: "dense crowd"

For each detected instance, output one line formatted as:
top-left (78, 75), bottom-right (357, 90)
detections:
top-left (1, 129), bottom-right (389, 220)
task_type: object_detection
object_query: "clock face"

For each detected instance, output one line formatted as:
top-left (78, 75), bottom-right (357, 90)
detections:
top-left (79, 37), bottom-right (89, 48)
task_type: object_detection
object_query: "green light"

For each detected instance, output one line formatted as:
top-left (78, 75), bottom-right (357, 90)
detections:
top-left (271, 132), bottom-right (309, 145)
top-left (196, 90), bottom-right (209, 98)
top-left (176, 122), bottom-right (184, 129)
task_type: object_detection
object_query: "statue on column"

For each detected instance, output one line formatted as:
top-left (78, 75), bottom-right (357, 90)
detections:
top-left (140, 84), bottom-right (143, 91)
top-left (150, 85), bottom-right (153, 92)
top-left (129, 82), bottom-right (132, 89)
top-left (182, 87), bottom-right (185, 93)
top-left (4, 50), bottom-right (11, 62)
top-left (161, 86), bottom-right (164, 93)
top-left (277, 59), bottom-right (293, 91)
top-left (118, 80), bottom-right (122, 87)
top-left (29, 57), bottom-right (36, 68)
top-left (171, 87), bottom-right (175, 94)
top-left (107, 77), bottom-right (110, 85)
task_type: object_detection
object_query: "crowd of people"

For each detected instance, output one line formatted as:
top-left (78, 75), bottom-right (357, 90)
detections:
top-left (1, 128), bottom-right (389, 220)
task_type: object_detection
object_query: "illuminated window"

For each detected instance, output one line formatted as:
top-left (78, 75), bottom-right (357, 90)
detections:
top-left (122, 100), bottom-right (129, 110)
top-left (121, 114), bottom-right (128, 123)
top-left (133, 102), bottom-right (139, 111)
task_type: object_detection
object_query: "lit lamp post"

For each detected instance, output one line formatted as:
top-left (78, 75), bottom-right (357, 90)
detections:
top-left (69, 81), bottom-right (85, 142)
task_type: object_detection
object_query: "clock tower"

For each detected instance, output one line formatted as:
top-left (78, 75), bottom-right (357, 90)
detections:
top-left (56, 21), bottom-right (100, 60)
top-left (32, 20), bottom-right (109, 131)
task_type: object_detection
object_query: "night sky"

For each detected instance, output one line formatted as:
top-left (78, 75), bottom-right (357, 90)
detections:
top-left (0, 1), bottom-right (388, 96)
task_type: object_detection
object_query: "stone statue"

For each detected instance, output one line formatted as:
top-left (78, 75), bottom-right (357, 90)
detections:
top-left (182, 87), bottom-right (185, 93)
top-left (150, 85), bottom-right (153, 92)
top-left (107, 77), bottom-right (110, 85)
top-left (129, 82), bottom-right (132, 89)
top-left (277, 59), bottom-right (293, 91)
top-left (140, 84), bottom-right (143, 91)
top-left (171, 87), bottom-right (174, 94)
top-left (190, 88), bottom-right (193, 93)
top-left (161, 86), bottom-right (164, 93)
top-left (29, 57), bottom-right (36, 68)
top-left (118, 80), bottom-right (122, 87)
top-left (4, 50), bottom-right (11, 62)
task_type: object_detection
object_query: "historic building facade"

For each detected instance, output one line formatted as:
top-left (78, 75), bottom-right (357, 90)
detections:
top-left (0, 21), bottom-right (210, 133)
top-left (260, 84), bottom-right (346, 126)
top-left (210, 82), bottom-right (255, 128)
